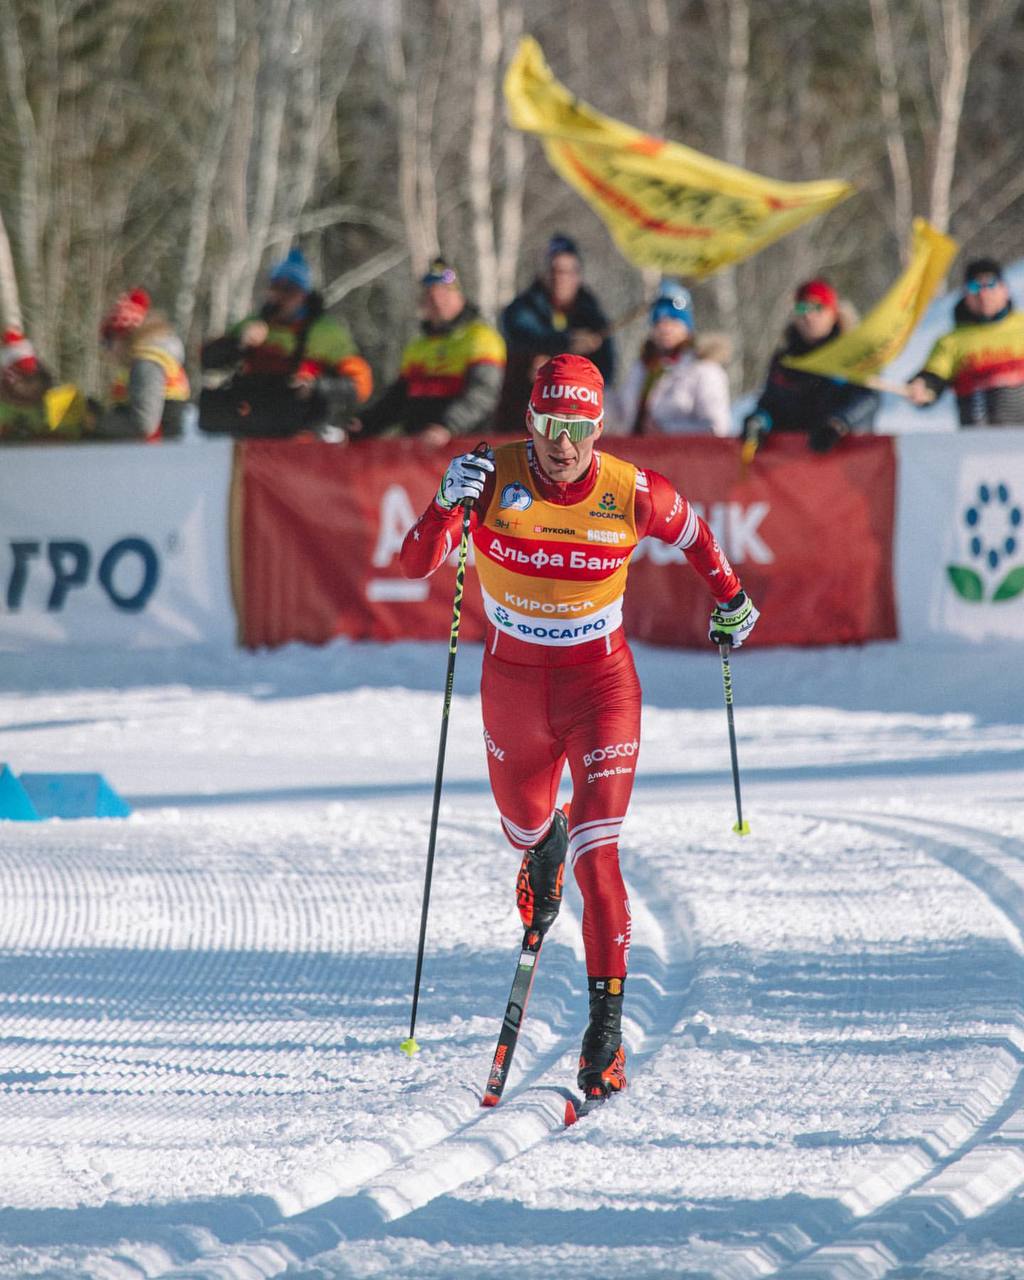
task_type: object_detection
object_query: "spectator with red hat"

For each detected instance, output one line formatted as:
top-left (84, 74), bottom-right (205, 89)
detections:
top-left (93, 288), bottom-right (191, 441)
top-left (400, 352), bottom-right (758, 1109)
top-left (0, 328), bottom-right (57, 441)
top-left (742, 277), bottom-right (879, 454)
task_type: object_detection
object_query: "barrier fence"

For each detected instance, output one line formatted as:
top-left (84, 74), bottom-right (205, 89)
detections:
top-left (2, 430), bottom-right (1022, 651)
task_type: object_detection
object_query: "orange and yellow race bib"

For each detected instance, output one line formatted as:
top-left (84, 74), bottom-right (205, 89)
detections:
top-left (474, 442), bottom-right (639, 647)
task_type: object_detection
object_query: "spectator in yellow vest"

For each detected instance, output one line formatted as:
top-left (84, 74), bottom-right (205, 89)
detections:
top-left (93, 289), bottom-right (190, 441)
top-left (350, 258), bottom-right (506, 446)
top-left (907, 258), bottom-right (1024, 426)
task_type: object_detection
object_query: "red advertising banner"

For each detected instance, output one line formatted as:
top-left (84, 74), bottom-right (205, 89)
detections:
top-left (237, 435), bottom-right (896, 650)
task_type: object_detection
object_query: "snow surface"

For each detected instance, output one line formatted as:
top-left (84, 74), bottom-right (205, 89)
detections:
top-left (0, 638), bottom-right (1023, 1279)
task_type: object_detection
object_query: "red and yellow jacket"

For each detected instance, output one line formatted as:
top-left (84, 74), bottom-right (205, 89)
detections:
top-left (361, 305), bottom-right (506, 437)
top-left (401, 439), bottom-right (740, 667)
top-left (922, 306), bottom-right (1024, 396)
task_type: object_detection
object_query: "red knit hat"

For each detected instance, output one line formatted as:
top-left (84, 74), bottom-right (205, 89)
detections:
top-left (0, 328), bottom-right (38, 374)
top-left (101, 287), bottom-right (151, 339)
top-left (795, 278), bottom-right (838, 310)
top-left (529, 353), bottom-right (604, 419)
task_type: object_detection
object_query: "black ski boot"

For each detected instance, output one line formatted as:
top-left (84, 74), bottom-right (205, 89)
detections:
top-left (515, 808), bottom-right (567, 938)
top-left (577, 977), bottom-right (627, 1099)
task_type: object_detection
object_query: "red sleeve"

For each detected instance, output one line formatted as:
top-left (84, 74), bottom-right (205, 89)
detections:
top-left (635, 468), bottom-right (741, 603)
top-left (399, 470), bottom-right (496, 579)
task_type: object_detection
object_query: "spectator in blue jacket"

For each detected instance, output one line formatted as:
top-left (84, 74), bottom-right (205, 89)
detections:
top-left (495, 234), bottom-right (616, 431)
top-left (743, 278), bottom-right (878, 454)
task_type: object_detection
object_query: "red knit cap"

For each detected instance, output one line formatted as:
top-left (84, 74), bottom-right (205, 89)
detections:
top-left (529, 353), bottom-right (604, 419)
top-left (101, 287), bottom-right (151, 339)
top-left (795, 278), bottom-right (838, 310)
top-left (0, 328), bottom-right (38, 374)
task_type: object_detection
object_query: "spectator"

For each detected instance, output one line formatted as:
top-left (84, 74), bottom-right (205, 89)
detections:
top-left (0, 329), bottom-right (57, 441)
top-left (200, 247), bottom-right (372, 438)
top-left (92, 289), bottom-right (190, 441)
top-left (350, 258), bottom-right (505, 445)
top-left (610, 282), bottom-right (732, 436)
top-left (495, 233), bottom-right (615, 430)
top-left (906, 258), bottom-right (1024, 426)
top-left (742, 279), bottom-right (878, 454)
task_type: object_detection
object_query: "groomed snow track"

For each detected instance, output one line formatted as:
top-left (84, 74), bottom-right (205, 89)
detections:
top-left (0, 804), bottom-right (1022, 1279)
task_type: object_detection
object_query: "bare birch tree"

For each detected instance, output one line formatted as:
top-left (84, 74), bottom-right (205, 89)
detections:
top-left (495, 1), bottom-right (526, 307)
top-left (928, 0), bottom-right (970, 236)
top-left (711, 0), bottom-right (749, 388)
top-left (869, 0), bottom-right (914, 257)
top-left (467, 0), bottom-right (501, 320)
top-left (0, 208), bottom-right (22, 330)
top-left (175, 0), bottom-right (238, 337)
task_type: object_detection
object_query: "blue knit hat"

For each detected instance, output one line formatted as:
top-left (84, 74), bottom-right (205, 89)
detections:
top-left (650, 280), bottom-right (693, 329)
top-left (420, 257), bottom-right (460, 287)
top-left (547, 233), bottom-right (581, 262)
top-left (269, 247), bottom-right (312, 293)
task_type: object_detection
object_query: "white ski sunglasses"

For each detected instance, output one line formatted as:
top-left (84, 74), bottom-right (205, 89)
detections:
top-left (527, 406), bottom-right (602, 443)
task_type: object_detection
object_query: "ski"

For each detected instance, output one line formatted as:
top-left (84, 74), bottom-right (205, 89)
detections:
top-left (481, 928), bottom-right (543, 1107)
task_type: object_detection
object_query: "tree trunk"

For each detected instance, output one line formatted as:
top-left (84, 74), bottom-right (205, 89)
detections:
top-left (869, 0), bottom-right (914, 255)
top-left (468, 0), bottom-right (501, 320)
top-left (243, 0), bottom-right (293, 310)
top-left (0, 208), bottom-right (23, 330)
top-left (495, 1), bottom-right (526, 306)
top-left (175, 0), bottom-right (237, 339)
top-left (220, 35), bottom-right (260, 327)
top-left (712, 0), bottom-right (749, 392)
top-left (385, 0), bottom-right (436, 276)
top-left (929, 0), bottom-right (970, 235)
top-left (0, 3), bottom-right (44, 350)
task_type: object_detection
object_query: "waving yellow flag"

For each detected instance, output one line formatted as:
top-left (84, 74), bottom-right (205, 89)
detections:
top-left (503, 37), bottom-right (853, 278)
top-left (783, 219), bottom-right (958, 384)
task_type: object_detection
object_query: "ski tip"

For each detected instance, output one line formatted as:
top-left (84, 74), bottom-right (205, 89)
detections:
top-left (481, 1092), bottom-right (500, 1108)
top-left (732, 819), bottom-right (751, 836)
top-left (399, 1037), bottom-right (420, 1057)
top-left (564, 1098), bottom-right (579, 1127)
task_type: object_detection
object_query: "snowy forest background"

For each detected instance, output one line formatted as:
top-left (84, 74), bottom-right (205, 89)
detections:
top-left (1, 0), bottom-right (1023, 400)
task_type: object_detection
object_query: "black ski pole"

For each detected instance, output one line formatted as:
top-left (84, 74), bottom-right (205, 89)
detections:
top-left (401, 445), bottom-right (488, 1056)
top-left (715, 639), bottom-right (750, 835)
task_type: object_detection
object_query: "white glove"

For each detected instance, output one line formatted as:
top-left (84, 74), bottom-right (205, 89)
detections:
top-left (436, 450), bottom-right (495, 510)
top-left (709, 592), bottom-right (760, 648)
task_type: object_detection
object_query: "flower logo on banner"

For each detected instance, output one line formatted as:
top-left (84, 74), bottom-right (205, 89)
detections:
top-left (947, 481), bottom-right (1024, 602)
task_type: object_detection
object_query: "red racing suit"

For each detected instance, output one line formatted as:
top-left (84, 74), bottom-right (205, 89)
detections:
top-left (400, 440), bottom-right (740, 978)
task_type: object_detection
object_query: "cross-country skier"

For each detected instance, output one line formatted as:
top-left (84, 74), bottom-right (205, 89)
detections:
top-left (400, 353), bottom-right (758, 1104)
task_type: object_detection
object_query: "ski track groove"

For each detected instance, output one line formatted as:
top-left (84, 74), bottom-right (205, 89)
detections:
top-left (2, 810), bottom-right (1022, 1278)
top-left (169, 808), bottom-right (1024, 1280)
top-left (106, 855), bottom-right (698, 1279)
top-left (725, 808), bottom-right (1024, 1280)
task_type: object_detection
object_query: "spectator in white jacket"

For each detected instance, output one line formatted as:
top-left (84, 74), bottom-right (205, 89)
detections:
top-left (611, 283), bottom-right (733, 436)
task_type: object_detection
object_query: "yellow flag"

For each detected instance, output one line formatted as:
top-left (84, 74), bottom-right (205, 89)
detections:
top-left (503, 37), bottom-right (853, 278)
top-left (44, 383), bottom-right (87, 433)
top-left (783, 219), bottom-right (958, 384)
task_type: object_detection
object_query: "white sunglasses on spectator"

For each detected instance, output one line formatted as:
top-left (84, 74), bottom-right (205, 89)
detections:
top-left (527, 406), bottom-right (602, 442)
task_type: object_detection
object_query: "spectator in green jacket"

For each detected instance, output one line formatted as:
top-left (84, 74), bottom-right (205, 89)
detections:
top-left (200, 247), bottom-right (372, 438)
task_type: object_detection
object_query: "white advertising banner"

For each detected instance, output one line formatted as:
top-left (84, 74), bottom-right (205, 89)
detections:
top-left (0, 442), bottom-right (235, 649)
top-left (896, 429), bottom-right (1024, 643)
